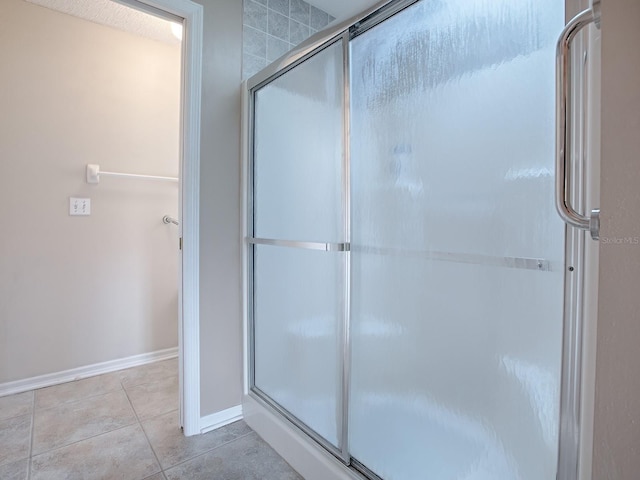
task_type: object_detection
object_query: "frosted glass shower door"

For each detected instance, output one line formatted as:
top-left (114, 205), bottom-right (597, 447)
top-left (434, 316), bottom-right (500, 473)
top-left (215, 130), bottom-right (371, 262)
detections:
top-left (349, 1), bottom-right (566, 479)
top-left (250, 40), bottom-right (346, 450)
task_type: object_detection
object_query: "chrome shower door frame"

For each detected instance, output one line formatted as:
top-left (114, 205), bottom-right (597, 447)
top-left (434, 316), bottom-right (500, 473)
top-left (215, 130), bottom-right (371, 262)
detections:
top-left (246, 32), bottom-right (352, 464)
top-left (242, 0), bottom-right (594, 478)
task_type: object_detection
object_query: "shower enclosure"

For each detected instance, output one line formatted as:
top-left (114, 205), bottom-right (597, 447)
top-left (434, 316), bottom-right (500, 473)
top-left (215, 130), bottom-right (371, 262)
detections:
top-left (244, 0), bottom-right (600, 478)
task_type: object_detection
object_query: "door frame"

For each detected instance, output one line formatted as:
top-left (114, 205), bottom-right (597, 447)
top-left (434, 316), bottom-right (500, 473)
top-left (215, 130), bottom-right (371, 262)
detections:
top-left (121, 0), bottom-right (203, 436)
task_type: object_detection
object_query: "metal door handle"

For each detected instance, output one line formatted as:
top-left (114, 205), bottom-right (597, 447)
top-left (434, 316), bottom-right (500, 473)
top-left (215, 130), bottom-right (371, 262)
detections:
top-left (556, 7), bottom-right (600, 240)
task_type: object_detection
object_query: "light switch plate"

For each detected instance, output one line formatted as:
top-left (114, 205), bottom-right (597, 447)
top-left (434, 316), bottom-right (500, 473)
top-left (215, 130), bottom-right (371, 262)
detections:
top-left (70, 197), bottom-right (91, 216)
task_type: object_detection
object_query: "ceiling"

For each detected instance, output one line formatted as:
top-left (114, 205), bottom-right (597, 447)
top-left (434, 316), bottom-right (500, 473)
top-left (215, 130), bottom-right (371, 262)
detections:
top-left (306, 0), bottom-right (382, 20)
top-left (25, 0), bottom-right (180, 45)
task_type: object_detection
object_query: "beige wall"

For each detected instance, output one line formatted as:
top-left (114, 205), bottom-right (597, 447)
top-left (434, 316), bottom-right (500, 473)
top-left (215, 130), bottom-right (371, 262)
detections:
top-left (194, 0), bottom-right (244, 416)
top-left (0, 0), bottom-right (181, 383)
top-left (593, 0), bottom-right (640, 478)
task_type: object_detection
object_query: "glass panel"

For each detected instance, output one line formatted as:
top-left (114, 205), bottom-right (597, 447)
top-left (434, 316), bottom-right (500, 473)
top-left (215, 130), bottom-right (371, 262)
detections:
top-left (251, 40), bottom-right (345, 449)
top-left (253, 41), bottom-right (344, 243)
top-left (349, 0), bottom-right (565, 478)
top-left (254, 244), bottom-right (343, 446)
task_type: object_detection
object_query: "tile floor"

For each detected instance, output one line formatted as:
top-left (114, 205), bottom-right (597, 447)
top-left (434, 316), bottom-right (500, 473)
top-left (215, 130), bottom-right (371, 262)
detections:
top-left (0, 358), bottom-right (303, 479)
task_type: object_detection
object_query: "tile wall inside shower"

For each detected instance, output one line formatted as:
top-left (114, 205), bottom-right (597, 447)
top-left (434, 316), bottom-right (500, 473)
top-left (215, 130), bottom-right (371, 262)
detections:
top-left (243, 0), bottom-right (335, 79)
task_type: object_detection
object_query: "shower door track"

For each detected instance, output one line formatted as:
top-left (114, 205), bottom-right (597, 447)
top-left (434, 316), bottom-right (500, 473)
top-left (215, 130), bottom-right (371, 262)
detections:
top-left (248, 388), bottom-right (385, 480)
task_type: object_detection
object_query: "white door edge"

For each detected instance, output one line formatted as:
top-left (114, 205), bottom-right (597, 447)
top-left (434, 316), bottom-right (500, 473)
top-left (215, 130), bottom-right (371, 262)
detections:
top-left (117, 0), bottom-right (203, 437)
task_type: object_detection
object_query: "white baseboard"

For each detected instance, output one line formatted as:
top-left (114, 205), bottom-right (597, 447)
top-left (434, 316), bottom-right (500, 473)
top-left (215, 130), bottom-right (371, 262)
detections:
top-left (0, 347), bottom-right (178, 398)
top-left (243, 394), bottom-right (363, 480)
top-left (200, 404), bottom-right (243, 434)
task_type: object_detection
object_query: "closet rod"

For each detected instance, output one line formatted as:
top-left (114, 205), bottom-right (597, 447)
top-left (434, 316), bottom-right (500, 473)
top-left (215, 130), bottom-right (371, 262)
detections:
top-left (163, 215), bottom-right (179, 226)
top-left (86, 164), bottom-right (178, 184)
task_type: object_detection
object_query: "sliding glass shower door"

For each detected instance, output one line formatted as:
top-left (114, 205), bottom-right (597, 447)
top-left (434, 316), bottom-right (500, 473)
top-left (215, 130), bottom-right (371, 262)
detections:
top-left (248, 0), bottom-right (570, 478)
top-left (348, 0), bottom-right (565, 478)
top-left (249, 40), bottom-right (347, 452)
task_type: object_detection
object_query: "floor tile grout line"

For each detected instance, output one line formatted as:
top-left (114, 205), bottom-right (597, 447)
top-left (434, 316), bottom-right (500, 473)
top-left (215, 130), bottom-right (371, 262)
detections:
top-left (30, 386), bottom-right (139, 457)
top-left (139, 424), bottom-right (164, 478)
top-left (0, 391), bottom-right (35, 423)
top-left (27, 390), bottom-right (35, 480)
top-left (9, 360), bottom-right (178, 479)
top-left (10, 400), bottom-right (249, 477)
top-left (119, 359), bottom-right (179, 391)
top-left (3, 402), bottom-right (263, 478)
top-left (162, 430), bottom-right (258, 474)
top-left (122, 373), bottom-right (180, 394)
top-left (0, 410), bottom-right (34, 424)
top-left (32, 358), bottom-right (178, 410)
top-left (120, 383), bottom-right (180, 424)
top-left (132, 404), bottom-right (181, 477)
top-left (120, 379), bottom-right (141, 422)
top-left (34, 383), bottom-right (125, 413)
top-left (28, 400), bottom-right (177, 474)
top-left (122, 379), bottom-right (165, 476)
top-left (0, 412), bottom-right (33, 423)
top-left (0, 457), bottom-right (29, 471)
top-left (30, 420), bottom-right (139, 459)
